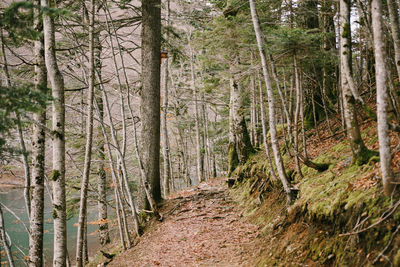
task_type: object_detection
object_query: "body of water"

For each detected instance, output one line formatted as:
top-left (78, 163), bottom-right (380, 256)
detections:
top-left (0, 188), bottom-right (102, 266)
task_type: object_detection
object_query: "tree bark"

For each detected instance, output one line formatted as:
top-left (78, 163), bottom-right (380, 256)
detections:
top-left (29, 1), bottom-right (47, 265)
top-left (372, 0), bottom-right (395, 195)
top-left (340, 0), bottom-right (372, 165)
top-left (161, 0), bottom-right (171, 196)
top-left (76, 0), bottom-right (95, 265)
top-left (293, 56), bottom-right (304, 178)
top-left (228, 71), bottom-right (254, 176)
top-left (249, 0), bottom-right (293, 203)
top-left (257, 70), bottom-right (278, 182)
top-left (41, 0), bottom-right (67, 265)
top-left (190, 49), bottom-right (205, 183)
top-left (94, 25), bottom-right (110, 247)
top-left (387, 0), bottom-right (400, 81)
top-left (141, 0), bottom-right (162, 203)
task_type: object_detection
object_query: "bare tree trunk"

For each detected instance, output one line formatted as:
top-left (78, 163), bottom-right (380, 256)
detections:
top-left (93, 96), bottom-right (132, 247)
top-left (29, 2), bottom-right (47, 265)
top-left (257, 70), bottom-right (278, 181)
top-left (189, 49), bottom-right (204, 183)
top-left (387, 0), bottom-right (400, 80)
top-left (250, 69), bottom-right (257, 147)
top-left (76, 0), bottom-right (95, 265)
top-left (141, 0), bottom-right (162, 203)
top-left (161, 0), bottom-right (172, 197)
top-left (340, 0), bottom-right (373, 165)
top-left (94, 26), bottom-right (110, 247)
top-left (42, 0), bottom-right (67, 265)
top-left (250, 0), bottom-right (293, 203)
top-left (372, 0), bottom-right (395, 195)
top-left (293, 57), bottom-right (304, 178)
top-left (102, 3), bottom-right (144, 234)
top-left (202, 97), bottom-right (212, 179)
top-left (114, 188), bottom-right (127, 250)
top-left (229, 74), bottom-right (254, 171)
top-left (299, 70), bottom-right (308, 159)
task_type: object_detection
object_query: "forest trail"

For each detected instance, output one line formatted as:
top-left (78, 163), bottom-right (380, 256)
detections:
top-left (108, 178), bottom-right (261, 267)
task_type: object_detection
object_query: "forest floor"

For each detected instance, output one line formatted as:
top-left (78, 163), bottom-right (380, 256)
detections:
top-left (107, 177), bottom-right (263, 267)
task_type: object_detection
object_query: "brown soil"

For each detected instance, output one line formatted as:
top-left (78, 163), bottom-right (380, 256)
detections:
top-left (107, 178), bottom-right (261, 267)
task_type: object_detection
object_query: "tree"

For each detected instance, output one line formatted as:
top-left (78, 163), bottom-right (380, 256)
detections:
top-left (29, 1), bottom-right (47, 266)
top-left (249, 0), bottom-right (294, 203)
top-left (41, 0), bottom-right (67, 265)
top-left (76, 0), bottom-right (95, 265)
top-left (189, 46), bottom-right (205, 182)
top-left (339, 0), bottom-right (375, 165)
top-left (141, 0), bottom-right (162, 205)
top-left (162, 0), bottom-right (172, 196)
top-left (228, 67), bottom-right (254, 175)
top-left (371, 0), bottom-right (395, 195)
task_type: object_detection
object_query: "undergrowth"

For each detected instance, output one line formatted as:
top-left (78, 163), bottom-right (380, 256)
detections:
top-left (229, 122), bottom-right (400, 266)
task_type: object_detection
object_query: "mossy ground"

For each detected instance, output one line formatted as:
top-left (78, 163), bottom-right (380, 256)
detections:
top-left (229, 118), bottom-right (400, 266)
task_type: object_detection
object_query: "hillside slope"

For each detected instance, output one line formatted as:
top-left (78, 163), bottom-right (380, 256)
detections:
top-left (231, 118), bottom-right (400, 266)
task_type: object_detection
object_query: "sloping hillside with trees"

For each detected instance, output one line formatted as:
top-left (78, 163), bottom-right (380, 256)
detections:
top-left (0, 0), bottom-right (400, 266)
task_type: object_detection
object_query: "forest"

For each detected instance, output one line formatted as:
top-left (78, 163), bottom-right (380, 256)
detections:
top-left (1, 0), bottom-right (400, 266)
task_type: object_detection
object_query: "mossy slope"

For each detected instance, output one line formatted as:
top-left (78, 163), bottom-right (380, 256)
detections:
top-left (230, 133), bottom-right (400, 266)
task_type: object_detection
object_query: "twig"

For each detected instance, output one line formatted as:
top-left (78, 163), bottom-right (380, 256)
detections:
top-left (0, 201), bottom-right (30, 234)
top-left (373, 223), bottom-right (400, 265)
top-left (340, 199), bottom-right (400, 236)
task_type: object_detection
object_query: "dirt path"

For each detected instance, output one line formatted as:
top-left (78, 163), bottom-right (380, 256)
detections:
top-left (108, 178), bottom-right (261, 267)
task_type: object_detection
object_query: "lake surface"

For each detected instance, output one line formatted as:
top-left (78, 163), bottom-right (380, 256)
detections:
top-left (0, 188), bottom-right (102, 266)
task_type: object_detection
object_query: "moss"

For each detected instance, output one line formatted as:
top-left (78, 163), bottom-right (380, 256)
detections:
top-left (240, 118), bottom-right (255, 161)
top-left (342, 23), bottom-right (350, 38)
top-left (362, 105), bottom-right (378, 121)
top-left (332, 141), bottom-right (349, 153)
top-left (228, 143), bottom-right (239, 177)
top-left (368, 136), bottom-right (378, 145)
top-left (394, 249), bottom-right (400, 267)
top-left (228, 131), bottom-right (400, 266)
top-left (353, 146), bottom-right (379, 166)
top-left (51, 130), bottom-right (64, 140)
top-left (51, 170), bottom-right (61, 181)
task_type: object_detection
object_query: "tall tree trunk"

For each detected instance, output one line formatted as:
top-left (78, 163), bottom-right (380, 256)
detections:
top-left (76, 0), bottom-right (95, 265)
top-left (190, 49), bottom-right (204, 183)
top-left (340, 0), bottom-right (373, 165)
top-left (250, 0), bottom-right (293, 203)
top-left (141, 0), bottom-right (162, 203)
top-left (162, 0), bottom-right (171, 196)
top-left (250, 67), bottom-right (258, 147)
top-left (94, 95), bottom-right (132, 248)
top-left (202, 97), bottom-right (212, 179)
top-left (29, 2), bottom-right (47, 265)
top-left (42, 0), bottom-right (67, 265)
top-left (102, 3), bottom-right (142, 233)
top-left (293, 56), bottom-right (304, 178)
top-left (372, 0), bottom-right (395, 195)
top-left (257, 71), bottom-right (278, 182)
top-left (94, 27), bottom-right (110, 247)
top-left (387, 0), bottom-right (400, 80)
top-left (228, 73), bottom-right (254, 175)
